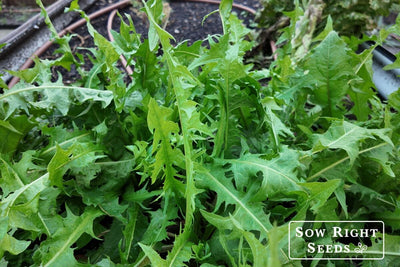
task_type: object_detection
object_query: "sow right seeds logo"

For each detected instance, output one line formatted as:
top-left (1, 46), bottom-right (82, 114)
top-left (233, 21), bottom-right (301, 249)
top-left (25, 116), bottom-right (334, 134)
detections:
top-left (288, 221), bottom-right (385, 260)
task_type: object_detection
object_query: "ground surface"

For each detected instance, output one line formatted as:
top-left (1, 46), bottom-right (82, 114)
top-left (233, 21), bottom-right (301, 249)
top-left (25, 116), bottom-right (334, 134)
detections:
top-left (84, 0), bottom-right (260, 44)
top-left (4, 0), bottom-right (399, 83)
top-left (40, 0), bottom-right (261, 82)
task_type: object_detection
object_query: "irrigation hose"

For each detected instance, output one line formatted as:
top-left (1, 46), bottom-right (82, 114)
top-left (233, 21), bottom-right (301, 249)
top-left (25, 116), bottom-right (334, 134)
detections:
top-left (0, 0), bottom-right (74, 51)
top-left (107, 9), bottom-right (134, 78)
top-left (8, 0), bottom-right (132, 88)
top-left (8, 0), bottom-right (257, 88)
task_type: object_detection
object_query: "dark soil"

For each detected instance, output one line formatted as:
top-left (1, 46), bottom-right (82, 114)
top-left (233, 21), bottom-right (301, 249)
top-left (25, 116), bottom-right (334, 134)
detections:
top-left (166, 0), bottom-right (261, 45)
top-left (40, 0), bottom-right (261, 83)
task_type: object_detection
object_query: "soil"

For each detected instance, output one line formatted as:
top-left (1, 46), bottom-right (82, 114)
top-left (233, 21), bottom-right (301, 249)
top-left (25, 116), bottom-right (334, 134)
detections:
top-left (39, 0), bottom-right (261, 83)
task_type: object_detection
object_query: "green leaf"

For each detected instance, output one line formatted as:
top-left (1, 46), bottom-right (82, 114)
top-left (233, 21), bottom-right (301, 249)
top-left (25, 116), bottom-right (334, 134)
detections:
top-left (0, 173), bottom-right (49, 219)
top-left (33, 206), bottom-right (103, 266)
top-left (375, 206), bottom-right (400, 231)
top-left (166, 230), bottom-right (193, 267)
top-left (362, 142), bottom-right (395, 177)
top-left (0, 232), bottom-right (31, 258)
top-left (243, 230), bottom-right (269, 267)
top-left (266, 226), bottom-right (283, 267)
top-left (304, 31), bottom-right (355, 117)
top-left (224, 149), bottom-right (302, 197)
top-left (141, 207), bottom-right (177, 245)
top-left (301, 179), bottom-right (341, 213)
top-left (262, 97), bottom-right (294, 149)
top-left (92, 31), bottom-right (120, 68)
top-left (40, 126), bottom-right (91, 157)
top-left (47, 145), bottom-right (71, 189)
top-left (313, 15), bottom-right (333, 42)
top-left (196, 164), bottom-right (272, 239)
top-left (68, 145), bottom-right (102, 188)
top-left (0, 84), bottom-right (113, 118)
top-left (6, 193), bottom-right (42, 232)
top-left (147, 98), bottom-right (184, 190)
top-left (219, 0), bottom-right (233, 33)
top-left (365, 233), bottom-right (400, 265)
top-left (308, 142), bottom-right (391, 181)
top-left (0, 74), bottom-right (8, 90)
top-left (1, 0), bottom-right (399, 265)
top-left (119, 204), bottom-right (139, 263)
top-left (138, 243), bottom-right (166, 266)
top-left (0, 150), bottom-right (43, 197)
top-left (142, 0), bottom-right (174, 51)
top-left (311, 120), bottom-right (393, 164)
top-left (348, 46), bottom-right (376, 121)
top-left (315, 198), bottom-right (339, 221)
top-left (36, 0), bottom-right (77, 70)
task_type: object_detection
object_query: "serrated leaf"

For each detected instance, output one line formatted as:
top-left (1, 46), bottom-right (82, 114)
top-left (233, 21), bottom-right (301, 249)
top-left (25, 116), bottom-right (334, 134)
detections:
top-left (0, 74), bottom-right (8, 90)
top-left (142, 0), bottom-right (174, 51)
top-left (200, 210), bottom-right (233, 231)
top-left (304, 31), bottom-right (355, 117)
top-left (6, 193), bottom-right (41, 232)
top-left (92, 31), bottom-right (120, 67)
top-left (119, 204), bottom-right (139, 263)
top-left (147, 98), bottom-right (184, 190)
top-left (36, 0), bottom-right (76, 71)
top-left (0, 84), bottom-right (113, 118)
top-left (262, 97), bottom-right (294, 149)
top-left (141, 207), bottom-right (177, 245)
top-left (0, 232), bottom-right (31, 258)
top-left (84, 62), bottom-right (104, 89)
top-left (0, 217), bottom-right (30, 257)
top-left (301, 179), bottom-right (341, 213)
top-left (33, 206), bottom-right (103, 266)
top-left (224, 149), bottom-right (302, 197)
top-left (313, 16), bottom-right (333, 42)
top-left (0, 173), bottom-right (49, 218)
top-left (0, 153), bottom-right (32, 197)
top-left (243, 231), bottom-right (269, 267)
top-left (8, 58), bottom-right (53, 84)
top-left (366, 233), bottom-right (400, 266)
top-left (47, 145), bottom-right (71, 189)
top-left (311, 120), bottom-right (393, 164)
top-left (362, 143), bottom-right (395, 177)
top-left (68, 145), bottom-right (102, 188)
top-left (0, 115), bottom-right (35, 155)
top-left (40, 126), bottom-right (92, 157)
top-left (195, 164), bottom-right (272, 239)
top-left (375, 207), bottom-right (400, 231)
top-left (139, 243), bottom-right (166, 266)
top-left (180, 100), bottom-right (212, 137)
top-left (348, 46), bottom-right (376, 121)
top-left (166, 230), bottom-right (193, 267)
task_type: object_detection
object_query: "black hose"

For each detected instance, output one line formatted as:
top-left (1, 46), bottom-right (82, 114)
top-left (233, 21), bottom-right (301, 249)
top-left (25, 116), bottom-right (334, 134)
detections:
top-left (0, 0), bottom-right (73, 56)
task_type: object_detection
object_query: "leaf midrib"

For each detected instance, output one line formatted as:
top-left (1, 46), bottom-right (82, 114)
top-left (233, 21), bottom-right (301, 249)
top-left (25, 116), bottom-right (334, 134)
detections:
top-left (324, 126), bottom-right (358, 149)
top-left (43, 212), bottom-right (97, 267)
top-left (0, 85), bottom-right (112, 101)
top-left (229, 158), bottom-right (298, 186)
top-left (203, 170), bottom-right (269, 235)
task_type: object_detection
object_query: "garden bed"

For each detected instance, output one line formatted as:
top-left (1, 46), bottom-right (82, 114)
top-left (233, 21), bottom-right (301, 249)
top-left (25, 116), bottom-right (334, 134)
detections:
top-left (1, 0), bottom-right (400, 266)
top-left (38, 0), bottom-right (261, 83)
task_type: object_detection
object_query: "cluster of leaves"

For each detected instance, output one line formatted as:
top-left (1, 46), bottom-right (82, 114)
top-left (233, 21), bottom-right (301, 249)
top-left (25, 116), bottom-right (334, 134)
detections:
top-left (256, 0), bottom-right (399, 38)
top-left (0, 0), bottom-right (400, 266)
